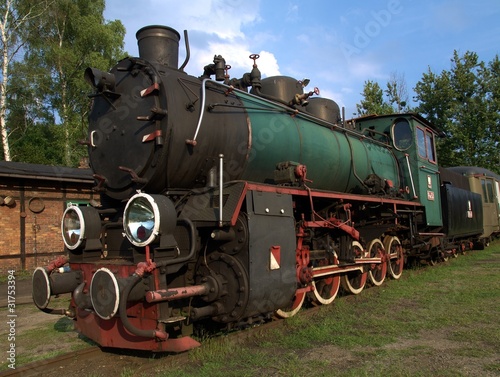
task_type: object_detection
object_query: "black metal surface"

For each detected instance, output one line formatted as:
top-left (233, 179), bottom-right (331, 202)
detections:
top-left (439, 167), bottom-right (470, 190)
top-left (87, 65), bottom-right (250, 200)
top-left (253, 76), bottom-right (303, 104)
top-left (87, 58), bottom-right (163, 200)
top-left (441, 184), bottom-right (483, 237)
top-left (180, 182), bottom-right (246, 222)
top-left (90, 269), bottom-right (120, 320)
top-left (32, 268), bottom-right (50, 309)
top-left (195, 252), bottom-right (249, 322)
top-left (50, 270), bottom-right (83, 295)
top-left (245, 191), bottom-right (296, 316)
top-left (251, 190), bottom-right (292, 216)
top-left (136, 25), bottom-right (181, 68)
top-left (306, 97), bottom-right (341, 124)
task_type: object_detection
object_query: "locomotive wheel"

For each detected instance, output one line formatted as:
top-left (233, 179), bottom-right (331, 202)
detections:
top-left (312, 275), bottom-right (340, 305)
top-left (340, 271), bottom-right (367, 295)
top-left (460, 243), bottom-right (467, 255)
top-left (367, 238), bottom-right (387, 286)
top-left (275, 290), bottom-right (306, 318)
top-left (441, 251), bottom-right (450, 262)
top-left (383, 236), bottom-right (404, 280)
top-left (340, 241), bottom-right (367, 295)
top-left (311, 251), bottom-right (341, 305)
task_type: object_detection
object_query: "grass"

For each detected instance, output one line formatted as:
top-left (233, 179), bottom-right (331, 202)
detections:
top-left (7, 317), bottom-right (92, 367)
top-left (0, 269), bottom-right (32, 283)
top-left (0, 295), bottom-right (95, 371)
top-left (156, 241), bottom-right (500, 377)
top-left (2, 242), bottom-right (498, 376)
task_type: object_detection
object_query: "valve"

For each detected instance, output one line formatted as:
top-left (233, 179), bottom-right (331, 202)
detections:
top-left (249, 54), bottom-right (261, 90)
top-left (290, 87), bottom-right (320, 107)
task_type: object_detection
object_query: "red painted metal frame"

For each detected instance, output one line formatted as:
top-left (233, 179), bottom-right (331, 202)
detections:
top-left (229, 181), bottom-right (419, 286)
top-left (229, 181), bottom-right (423, 226)
top-left (74, 310), bottom-right (200, 352)
top-left (70, 263), bottom-right (200, 352)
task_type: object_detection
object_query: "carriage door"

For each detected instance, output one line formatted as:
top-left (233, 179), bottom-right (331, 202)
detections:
top-left (481, 177), bottom-right (500, 235)
top-left (416, 126), bottom-right (442, 226)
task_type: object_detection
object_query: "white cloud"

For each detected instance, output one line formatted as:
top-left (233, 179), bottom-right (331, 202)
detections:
top-left (183, 40), bottom-right (280, 81)
top-left (148, 0), bottom-right (261, 41)
top-left (255, 51), bottom-right (280, 77)
top-left (104, 0), bottom-right (500, 116)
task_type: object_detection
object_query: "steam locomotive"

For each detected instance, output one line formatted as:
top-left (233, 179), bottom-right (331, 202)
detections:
top-left (32, 25), bottom-right (500, 353)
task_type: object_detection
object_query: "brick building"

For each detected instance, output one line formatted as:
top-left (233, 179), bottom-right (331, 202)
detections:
top-left (0, 161), bottom-right (95, 273)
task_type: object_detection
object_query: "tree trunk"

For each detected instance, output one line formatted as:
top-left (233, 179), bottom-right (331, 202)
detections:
top-left (1, 22), bottom-right (12, 161)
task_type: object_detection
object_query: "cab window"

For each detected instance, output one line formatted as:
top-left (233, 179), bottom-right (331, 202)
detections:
top-left (416, 126), bottom-right (436, 163)
top-left (425, 131), bottom-right (435, 162)
top-left (392, 118), bottom-right (412, 150)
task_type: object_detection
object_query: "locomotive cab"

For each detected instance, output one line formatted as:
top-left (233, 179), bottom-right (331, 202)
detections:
top-left (351, 113), bottom-right (443, 227)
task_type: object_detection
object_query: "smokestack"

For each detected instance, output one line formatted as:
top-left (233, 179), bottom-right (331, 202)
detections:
top-left (136, 25), bottom-right (181, 68)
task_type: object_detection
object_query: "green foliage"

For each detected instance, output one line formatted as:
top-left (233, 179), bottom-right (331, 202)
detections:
top-left (6, 0), bottom-right (126, 166)
top-left (157, 243), bottom-right (500, 377)
top-left (356, 72), bottom-right (411, 116)
top-left (414, 51), bottom-right (500, 173)
top-left (356, 80), bottom-right (394, 116)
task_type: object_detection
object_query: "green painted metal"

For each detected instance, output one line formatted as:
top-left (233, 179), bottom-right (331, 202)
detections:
top-left (237, 94), bottom-right (400, 194)
top-left (350, 114), bottom-right (443, 227)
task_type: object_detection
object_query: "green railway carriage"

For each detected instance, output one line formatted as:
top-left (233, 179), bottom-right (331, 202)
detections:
top-left (448, 166), bottom-right (500, 244)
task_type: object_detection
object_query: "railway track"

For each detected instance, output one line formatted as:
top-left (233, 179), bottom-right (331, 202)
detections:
top-left (0, 347), bottom-right (101, 377)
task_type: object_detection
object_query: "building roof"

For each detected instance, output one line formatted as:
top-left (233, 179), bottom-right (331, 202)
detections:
top-left (448, 166), bottom-right (500, 180)
top-left (0, 161), bottom-right (94, 184)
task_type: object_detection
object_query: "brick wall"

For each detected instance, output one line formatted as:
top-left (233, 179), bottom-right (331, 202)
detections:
top-left (0, 179), bottom-right (96, 274)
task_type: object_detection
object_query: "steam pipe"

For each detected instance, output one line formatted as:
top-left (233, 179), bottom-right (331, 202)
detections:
top-left (405, 154), bottom-right (418, 199)
top-left (185, 78), bottom-right (211, 145)
top-left (145, 284), bottom-right (209, 303)
top-left (179, 30), bottom-right (190, 71)
top-left (169, 218), bottom-right (197, 265)
top-left (119, 261), bottom-right (168, 340)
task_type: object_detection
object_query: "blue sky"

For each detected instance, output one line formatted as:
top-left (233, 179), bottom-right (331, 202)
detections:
top-left (104, 0), bottom-right (500, 117)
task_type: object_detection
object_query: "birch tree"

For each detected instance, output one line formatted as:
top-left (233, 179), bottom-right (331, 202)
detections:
top-left (0, 0), bottom-right (48, 161)
top-left (9, 0), bottom-right (125, 166)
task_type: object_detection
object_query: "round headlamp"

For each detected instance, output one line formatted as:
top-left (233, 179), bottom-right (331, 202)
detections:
top-left (61, 205), bottom-right (101, 250)
top-left (123, 193), bottom-right (176, 247)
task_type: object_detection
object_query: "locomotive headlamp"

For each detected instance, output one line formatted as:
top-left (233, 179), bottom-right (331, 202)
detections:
top-left (84, 67), bottom-right (116, 91)
top-left (123, 193), bottom-right (176, 247)
top-left (61, 205), bottom-right (101, 250)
